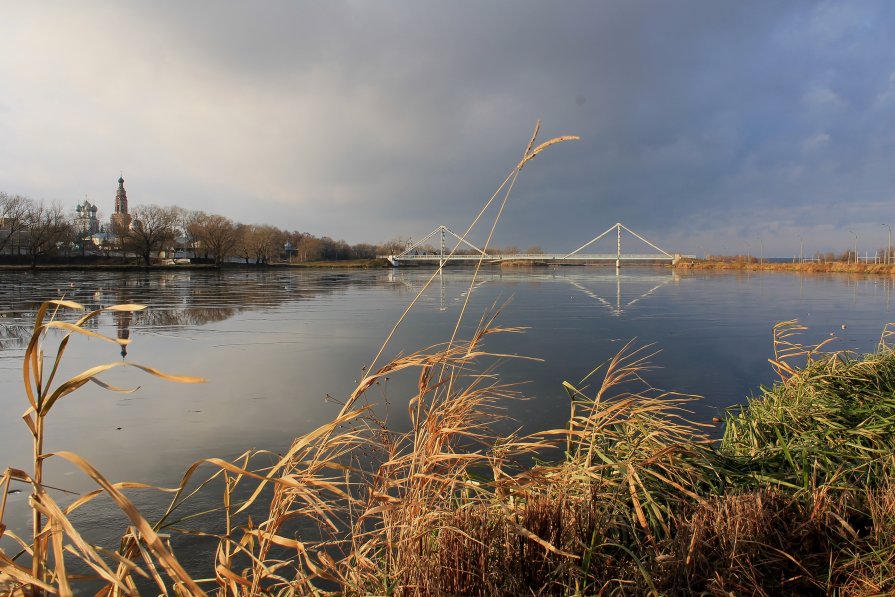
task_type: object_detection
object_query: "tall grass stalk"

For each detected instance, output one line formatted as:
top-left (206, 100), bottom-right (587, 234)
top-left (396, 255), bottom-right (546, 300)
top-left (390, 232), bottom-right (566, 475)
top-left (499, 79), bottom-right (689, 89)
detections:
top-left (3, 299), bottom-right (206, 596)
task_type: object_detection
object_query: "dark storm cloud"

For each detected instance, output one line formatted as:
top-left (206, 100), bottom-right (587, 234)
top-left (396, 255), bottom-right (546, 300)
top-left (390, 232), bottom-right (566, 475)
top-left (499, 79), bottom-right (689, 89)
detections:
top-left (0, 1), bottom-right (892, 255)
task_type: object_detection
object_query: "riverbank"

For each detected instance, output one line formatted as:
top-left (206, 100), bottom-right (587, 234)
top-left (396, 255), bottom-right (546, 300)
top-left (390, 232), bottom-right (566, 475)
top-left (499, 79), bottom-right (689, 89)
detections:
top-left (0, 258), bottom-right (390, 271)
top-left (3, 304), bottom-right (895, 595)
top-left (10, 258), bottom-right (892, 274)
top-left (0, 263), bottom-right (220, 271)
top-left (322, 331), bottom-right (895, 595)
top-left (675, 258), bottom-right (895, 275)
top-left (274, 258), bottom-right (389, 268)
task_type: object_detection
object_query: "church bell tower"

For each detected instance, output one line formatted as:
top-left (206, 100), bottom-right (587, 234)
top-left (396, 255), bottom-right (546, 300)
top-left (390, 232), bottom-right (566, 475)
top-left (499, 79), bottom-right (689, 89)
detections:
top-left (110, 175), bottom-right (132, 233)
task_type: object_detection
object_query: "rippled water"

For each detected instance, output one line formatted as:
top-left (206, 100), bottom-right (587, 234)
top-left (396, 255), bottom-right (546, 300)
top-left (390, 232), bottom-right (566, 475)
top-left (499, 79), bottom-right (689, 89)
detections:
top-left (1, 266), bottom-right (893, 582)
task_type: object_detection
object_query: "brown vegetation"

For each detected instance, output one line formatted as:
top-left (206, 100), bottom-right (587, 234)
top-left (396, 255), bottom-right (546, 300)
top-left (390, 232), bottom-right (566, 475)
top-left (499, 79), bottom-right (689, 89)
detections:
top-left (3, 304), bottom-right (895, 595)
top-left (675, 258), bottom-right (895, 275)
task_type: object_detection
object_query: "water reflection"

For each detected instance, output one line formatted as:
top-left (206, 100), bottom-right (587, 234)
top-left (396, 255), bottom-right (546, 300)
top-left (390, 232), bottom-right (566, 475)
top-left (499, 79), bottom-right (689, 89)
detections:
top-left (1, 268), bottom-right (893, 355)
top-left (565, 272), bottom-right (675, 316)
top-left (385, 267), bottom-right (679, 316)
top-left (115, 303), bottom-right (131, 358)
top-left (2, 266), bottom-right (895, 582)
top-left (135, 303), bottom-right (236, 329)
top-left (0, 266), bottom-right (893, 461)
top-left (0, 270), bottom-right (415, 352)
top-left (0, 316), bottom-right (29, 350)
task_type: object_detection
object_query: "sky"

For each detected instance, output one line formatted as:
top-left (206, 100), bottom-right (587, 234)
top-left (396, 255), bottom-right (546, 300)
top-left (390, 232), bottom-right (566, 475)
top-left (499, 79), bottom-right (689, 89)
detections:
top-left (0, 1), bottom-right (893, 257)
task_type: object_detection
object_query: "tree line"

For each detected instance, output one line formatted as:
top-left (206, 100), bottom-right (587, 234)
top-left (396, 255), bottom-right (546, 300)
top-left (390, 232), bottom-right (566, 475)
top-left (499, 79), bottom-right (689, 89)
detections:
top-left (0, 191), bottom-right (408, 267)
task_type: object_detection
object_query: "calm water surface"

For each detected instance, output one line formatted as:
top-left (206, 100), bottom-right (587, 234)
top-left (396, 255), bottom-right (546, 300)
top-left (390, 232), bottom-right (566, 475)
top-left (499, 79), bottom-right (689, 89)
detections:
top-left (1, 266), bottom-right (894, 579)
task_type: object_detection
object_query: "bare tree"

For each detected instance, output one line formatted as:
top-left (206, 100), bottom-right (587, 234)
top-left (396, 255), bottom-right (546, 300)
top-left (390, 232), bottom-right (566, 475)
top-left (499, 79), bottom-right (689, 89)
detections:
top-left (377, 237), bottom-right (409, 255)
top-left (0, 192), bottom-right (31, 255)
top-left (319, 237), bottom-right (351, 260)
top-left (234, 224), bottom-right (282, 264)
top-left (296, 234), bottom-right (323, 262)
top-left (126, 204), bottom-right (179, 266)
top-left (23, 201), bottom-right (70, 267)
top-left (252, 225), bottom-right (282, 264)
top-left (181, 209), bottom-right (207, 259)
top-left (351, 243), bottom-right (377, 259)
top-left (189, 212), bottom-right (240, 266)
top-left (235, 223), bottom-right (253, 264)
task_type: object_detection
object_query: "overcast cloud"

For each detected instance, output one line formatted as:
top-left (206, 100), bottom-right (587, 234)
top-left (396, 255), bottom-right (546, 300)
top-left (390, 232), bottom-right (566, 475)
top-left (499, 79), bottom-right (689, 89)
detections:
top-left (1, 1), bottom-right (893, 256)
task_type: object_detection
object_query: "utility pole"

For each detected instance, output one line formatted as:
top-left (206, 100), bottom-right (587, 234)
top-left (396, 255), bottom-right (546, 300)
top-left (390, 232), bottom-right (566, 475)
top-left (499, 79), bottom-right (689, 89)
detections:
top-left (849, 230), bottom-right (858, 264)
top-left (883, 224), bottom-right (892, 266)
top-left (799, 236), bottom-right (803, 263)
top-left (758, 236), bottom-right (763, 265)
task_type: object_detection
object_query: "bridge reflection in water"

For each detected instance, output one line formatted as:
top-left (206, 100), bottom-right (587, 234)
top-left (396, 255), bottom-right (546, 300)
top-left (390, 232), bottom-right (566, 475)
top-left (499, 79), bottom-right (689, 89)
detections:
top-left (388, 268), bottom-right (678, 317)
top-left (565, 274), bottom-right (675, 317)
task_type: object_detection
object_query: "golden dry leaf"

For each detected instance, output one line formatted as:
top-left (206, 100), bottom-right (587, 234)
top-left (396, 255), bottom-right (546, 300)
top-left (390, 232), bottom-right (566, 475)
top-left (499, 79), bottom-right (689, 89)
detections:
top-left (103, 304), bottom-right (147, 312)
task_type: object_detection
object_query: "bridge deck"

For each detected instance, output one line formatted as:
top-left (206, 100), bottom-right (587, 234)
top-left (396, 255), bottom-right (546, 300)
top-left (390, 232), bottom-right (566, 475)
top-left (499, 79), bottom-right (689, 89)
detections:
top-left (384, 223), bottom-right (685, 266)
top-left (384, 253), bottom-right (678, 264)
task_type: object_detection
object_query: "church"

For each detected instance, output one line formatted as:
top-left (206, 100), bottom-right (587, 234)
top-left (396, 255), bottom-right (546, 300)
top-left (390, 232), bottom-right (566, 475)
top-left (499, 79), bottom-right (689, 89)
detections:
top-left (109, 175), bottom-right (132, 233)
top-left (74, 198), bottom-right (100, 235)
top-left (77, 175), bottom-right (134, 249)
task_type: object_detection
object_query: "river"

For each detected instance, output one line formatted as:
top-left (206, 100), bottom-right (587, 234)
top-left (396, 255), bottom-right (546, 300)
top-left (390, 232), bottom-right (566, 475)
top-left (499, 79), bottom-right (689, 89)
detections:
top-left (1, 266), bottom-right (893, 584)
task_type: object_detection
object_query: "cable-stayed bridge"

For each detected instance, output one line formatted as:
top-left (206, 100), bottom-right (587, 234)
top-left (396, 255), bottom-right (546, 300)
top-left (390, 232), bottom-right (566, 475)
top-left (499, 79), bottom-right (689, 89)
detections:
top-left (382, 223), bottom-right (690, 267)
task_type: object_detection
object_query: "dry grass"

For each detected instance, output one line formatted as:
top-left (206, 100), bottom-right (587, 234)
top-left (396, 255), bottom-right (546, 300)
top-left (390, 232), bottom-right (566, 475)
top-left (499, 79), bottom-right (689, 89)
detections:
top-left (4, 305), bottom-right (895, 595)
top-left (0, 299), bottom-right (207, 596)
top-left (675, 259), bottom-right (895, 275)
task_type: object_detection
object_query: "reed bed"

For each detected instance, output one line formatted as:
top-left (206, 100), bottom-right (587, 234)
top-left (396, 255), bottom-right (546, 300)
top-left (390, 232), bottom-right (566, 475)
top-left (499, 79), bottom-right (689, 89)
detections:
top-left (3, 302), bottom-right (895, 595)
top-left (3, 127), bottom-right (895, 594)
top-left (674, 259), bottom-right (895, 275)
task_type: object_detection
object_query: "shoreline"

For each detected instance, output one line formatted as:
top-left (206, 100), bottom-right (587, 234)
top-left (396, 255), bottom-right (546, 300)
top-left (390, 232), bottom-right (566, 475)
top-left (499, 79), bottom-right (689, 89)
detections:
top-left (4, 258), bottom-right (895, 276)
top-left (673, 258), bottom-right (895, 274)
top-left (0, 258), bottom-right (391, 271)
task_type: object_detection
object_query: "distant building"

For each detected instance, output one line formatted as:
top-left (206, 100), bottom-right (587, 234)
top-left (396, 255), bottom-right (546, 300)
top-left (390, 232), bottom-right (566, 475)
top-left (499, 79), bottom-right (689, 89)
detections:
top-left (75, 198), bottom-right (100, 236)
top-left (91, 230), bottom-right (112, 248)
top-left (110, 175), bottom-right (132, 234)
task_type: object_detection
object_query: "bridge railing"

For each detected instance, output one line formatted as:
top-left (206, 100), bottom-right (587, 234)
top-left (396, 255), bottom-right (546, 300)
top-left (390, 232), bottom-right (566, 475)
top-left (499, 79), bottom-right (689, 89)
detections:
top-left (385, 253), bottom-right (676, 261)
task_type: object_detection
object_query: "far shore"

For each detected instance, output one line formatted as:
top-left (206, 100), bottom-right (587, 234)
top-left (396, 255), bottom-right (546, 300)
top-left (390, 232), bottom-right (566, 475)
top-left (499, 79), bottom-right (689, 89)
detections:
top-left (5, 257), bottom-right (895, 275)
top-left (673, 258), bottom-right (895, 274)
top-left (0, 258), bottom-right (391, 272)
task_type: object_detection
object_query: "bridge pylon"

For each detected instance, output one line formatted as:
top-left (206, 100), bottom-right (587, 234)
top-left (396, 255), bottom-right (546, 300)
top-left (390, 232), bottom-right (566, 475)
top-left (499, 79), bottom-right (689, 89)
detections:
top-left (391, 225), bottom-right (489, 267)
top-left (562, 223), bottom-right (673, 270)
